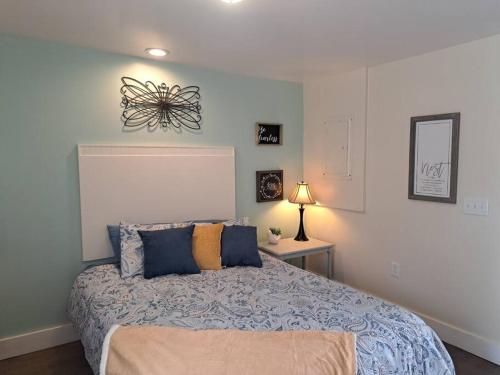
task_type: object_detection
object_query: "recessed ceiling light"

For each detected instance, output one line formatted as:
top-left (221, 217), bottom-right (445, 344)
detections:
top-left (145, 48), bottom-right (169, 57)
top-left (221, 0), bottom-right (243, 3)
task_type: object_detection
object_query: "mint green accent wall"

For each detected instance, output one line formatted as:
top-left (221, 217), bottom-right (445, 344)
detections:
top-left (0, 35), bottom-right (303, 337)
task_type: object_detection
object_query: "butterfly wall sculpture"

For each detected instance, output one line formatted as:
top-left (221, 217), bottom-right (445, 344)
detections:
top-left (120, 77), bottom-right (202, 131)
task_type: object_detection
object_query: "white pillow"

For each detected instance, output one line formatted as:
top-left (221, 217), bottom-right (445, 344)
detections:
top-left (119, 221), bottom-right (192, 278)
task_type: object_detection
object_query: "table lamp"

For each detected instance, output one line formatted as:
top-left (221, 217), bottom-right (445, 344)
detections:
top-left (288, 181), bottom-right (316, 241)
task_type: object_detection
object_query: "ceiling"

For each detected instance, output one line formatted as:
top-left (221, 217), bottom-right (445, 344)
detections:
top-left (1, 0), bottom-right (500, 82)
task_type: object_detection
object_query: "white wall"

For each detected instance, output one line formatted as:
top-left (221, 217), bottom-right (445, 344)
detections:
top-left (304, 68), bottom-right (367, 212)
top-left (304, 34), bottom-right (500, 363)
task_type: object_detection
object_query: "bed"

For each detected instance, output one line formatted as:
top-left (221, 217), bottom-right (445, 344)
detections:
top-left (68, 252), bottom-right (454, 375)
top-left (73, 145), bottom-right (454, 374)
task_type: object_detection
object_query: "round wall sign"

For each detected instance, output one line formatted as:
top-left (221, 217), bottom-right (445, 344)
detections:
top-left (256, 170), bottom-right (284, 202)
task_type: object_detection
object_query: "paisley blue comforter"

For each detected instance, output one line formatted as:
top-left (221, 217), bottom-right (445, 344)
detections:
top-left (68, 253), bottom-right (454, 374)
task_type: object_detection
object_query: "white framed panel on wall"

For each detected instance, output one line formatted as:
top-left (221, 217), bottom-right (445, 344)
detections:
top-left (322, 116), bottom-right (352, 178)
top-left (78, 145), bottom-right (236, 260)
top-left (304, 68), bottom-right (367, 212)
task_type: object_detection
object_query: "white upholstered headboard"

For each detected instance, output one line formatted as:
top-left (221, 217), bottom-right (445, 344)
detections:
top-left (78, 145), bottom-right (236, 261)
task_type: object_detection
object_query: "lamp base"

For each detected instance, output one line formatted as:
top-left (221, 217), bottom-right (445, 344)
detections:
top-left (294, 205), bottom-right (309, 241)
top-left (294, 233), bottom-right (309, 242)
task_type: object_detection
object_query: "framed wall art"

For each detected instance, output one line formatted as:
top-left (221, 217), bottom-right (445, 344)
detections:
top-left (408, 113), bottom-right (460, 204)
top-left (256, 170), bottom-right (284, 202)
top-left (256, 123), bottom-right (282, 145)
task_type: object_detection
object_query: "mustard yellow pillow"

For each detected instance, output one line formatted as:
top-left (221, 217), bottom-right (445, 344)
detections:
top-left (192, 223), bottom-right (224, 270)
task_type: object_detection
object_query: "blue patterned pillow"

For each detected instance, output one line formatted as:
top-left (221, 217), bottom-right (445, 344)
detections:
top-left (223, 217), bottom-right (250, 226)
top-left (119, 221), bottom-right (191, 278)
top-left (194, 217), bottom-right (250, 226)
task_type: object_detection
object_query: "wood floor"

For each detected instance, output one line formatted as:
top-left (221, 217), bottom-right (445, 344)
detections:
top-left (0, 340), bottom-right (498, 374)
top-left (444, 343), bottom-right (500, 375)
top-left (0, 341), bottom-right (92, 375)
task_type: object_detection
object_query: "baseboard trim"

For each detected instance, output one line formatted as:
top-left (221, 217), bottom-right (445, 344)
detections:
top-left (0, 323), bottom-right (79, 360)
top-left (416, 311), bottom-right (500, 366)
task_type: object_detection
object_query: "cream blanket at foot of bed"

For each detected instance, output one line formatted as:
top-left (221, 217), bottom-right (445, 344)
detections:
top-left (100, 325), bottom-right (356, 375)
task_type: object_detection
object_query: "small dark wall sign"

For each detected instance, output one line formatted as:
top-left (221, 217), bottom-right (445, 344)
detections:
top-left (408, 112), bottom-right (460, 204)
top-left (256, 170), bottom-right (284, 202)
top-left (256, 123), bottom-right (282, 145)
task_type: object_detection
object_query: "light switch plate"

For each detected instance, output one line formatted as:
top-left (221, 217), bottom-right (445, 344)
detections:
top-left (463, 198), bottom-right (489, 216)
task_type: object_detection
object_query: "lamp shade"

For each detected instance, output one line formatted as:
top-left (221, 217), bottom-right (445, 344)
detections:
top-left (288, 182), bottom-right (316, 205)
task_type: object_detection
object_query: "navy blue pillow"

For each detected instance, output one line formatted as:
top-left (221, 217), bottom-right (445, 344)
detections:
top-left (221, 225), bottom-right (262, 268)
top-left (107, 225), bottom-right (121, 262)
top-left (138, 225), bottom-right (200, 279)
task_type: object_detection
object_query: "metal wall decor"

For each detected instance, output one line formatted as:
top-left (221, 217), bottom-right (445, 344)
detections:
top-left (120, 77), bottom-right (201, 130)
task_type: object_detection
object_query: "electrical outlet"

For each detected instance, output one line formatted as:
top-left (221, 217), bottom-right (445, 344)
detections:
top-left (464, 198), bottom-right (489, 216)
top-left (391, 262), bottom-right (400, 279)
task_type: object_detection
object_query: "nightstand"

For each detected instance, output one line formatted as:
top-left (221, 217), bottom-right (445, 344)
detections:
top-left (258, 237), bottom-right (334, 279)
